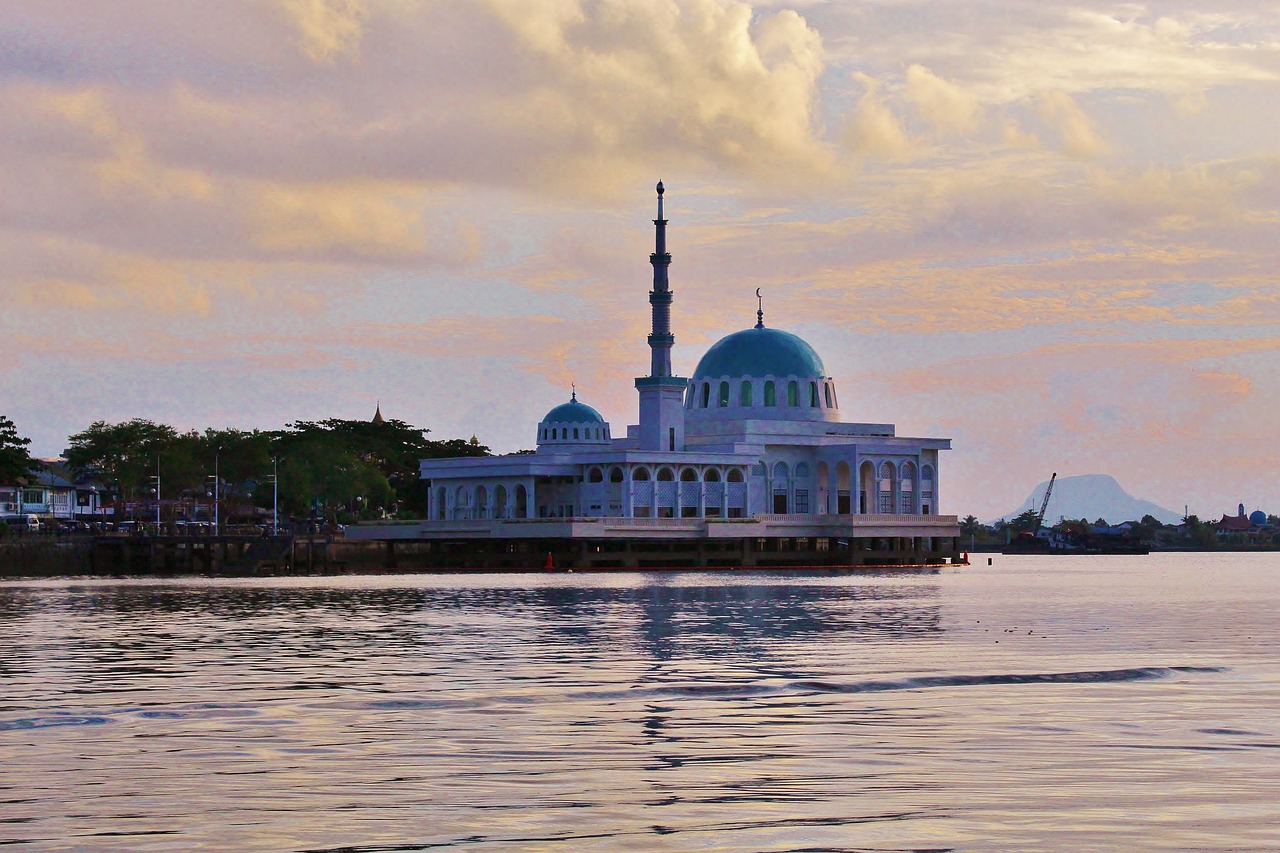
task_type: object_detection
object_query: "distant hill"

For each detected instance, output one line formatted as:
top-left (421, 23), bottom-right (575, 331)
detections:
top-left (989, 474), bottom-right (1182, 526)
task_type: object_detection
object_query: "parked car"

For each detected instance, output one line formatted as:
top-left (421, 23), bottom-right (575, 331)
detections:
top-left (1, 514), bottom-right (42, 533)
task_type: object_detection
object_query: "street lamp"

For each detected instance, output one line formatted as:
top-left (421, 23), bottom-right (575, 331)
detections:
top-left (206, 450), bottom-right (220, 535)
top-left (272, 456), bottom-right (278, 536)
top-left (153, 455), bottom-right (161, 527)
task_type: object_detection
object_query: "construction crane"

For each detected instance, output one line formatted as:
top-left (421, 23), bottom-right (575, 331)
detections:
top-left (1036, 472), bottom-right (1058, 530)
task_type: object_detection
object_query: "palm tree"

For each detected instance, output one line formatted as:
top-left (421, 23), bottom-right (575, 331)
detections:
top-left (959, 514), bottom-right (980, 551)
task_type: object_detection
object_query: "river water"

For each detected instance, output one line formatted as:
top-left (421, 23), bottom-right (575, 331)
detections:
top-left (1, 553), bottom-right (1277, 851)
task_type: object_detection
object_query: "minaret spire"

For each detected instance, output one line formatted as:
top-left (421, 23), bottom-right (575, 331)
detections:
top-left (634, 180), bottom-right (687, 452)
top-left (647, 180), bottom-right (673, 377)
top-left (755, 287), bottom-right (764, 329)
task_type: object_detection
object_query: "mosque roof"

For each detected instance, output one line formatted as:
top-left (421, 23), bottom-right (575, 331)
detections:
top-left (692, 326), bottom-right (827, 379)
top-left (541, 398), bottom-right (606, 424)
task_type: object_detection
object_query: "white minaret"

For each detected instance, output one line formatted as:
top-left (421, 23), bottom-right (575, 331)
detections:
top-left (635, 181), bottom-right (687, 451)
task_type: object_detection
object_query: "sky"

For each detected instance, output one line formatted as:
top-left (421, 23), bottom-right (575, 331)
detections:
top-left (1, 0), bottom-right (1277, 520)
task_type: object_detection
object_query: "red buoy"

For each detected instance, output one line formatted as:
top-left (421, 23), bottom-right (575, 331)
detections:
top-left (544, 552), bottom-right (555, 571)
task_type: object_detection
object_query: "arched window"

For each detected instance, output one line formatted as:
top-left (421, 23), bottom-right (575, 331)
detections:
top-left (810, 382), bottom-right (819, 407)
top-left (588, 467), bottom-right (604, 483)
top-left (680, 468), bottom-right (698, 482)
top-left (610, 467), bottom-right (625, 483)
top-left (573, 427), bottom-right (579, 439)
top-left (787, 380), bottom-right (798, 406)
top-left (824, 383), bottom-right (833, 408)
top-left (552, 428), bottom-right (558, 440)
top-left (700, 383), bottom-right (710, 408)
top-left (704, 468), bottom-right (721, 483)
top-left (495, 484), bottom-right (508, 519)
top-left (878, 461), bottom-right (895, 514)
top-left (657, 467), bottom-right (675, 481)
top-left (740, 380), bottom-right (752, 407)
top-left (727, 468), bottom-right (744, 483)
top-left (515, 484), bottom-right (528, 518)
top-left (632, 467), bottom-right (651, 481)
top-left (764, 380), bottom-right (776, 406)
top-left (436, 486), bottom-right (446, 520)
top-left (795, 462), bottom-right (810, 478)
top-left (718, 381), bottom-right (729, 407)
top-left (686, 385), bottom-right (695, 408)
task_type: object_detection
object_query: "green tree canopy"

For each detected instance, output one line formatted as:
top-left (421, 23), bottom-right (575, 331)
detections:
top-left (0, 416), bottom-right (37, 484)
top-left (64, 419), bottom-right (179, 501)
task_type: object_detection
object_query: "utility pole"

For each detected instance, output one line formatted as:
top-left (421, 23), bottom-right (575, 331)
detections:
top-left (272, 456), bottom-right (278, 536)
top-left (155, 455), bottom-right (161, 526)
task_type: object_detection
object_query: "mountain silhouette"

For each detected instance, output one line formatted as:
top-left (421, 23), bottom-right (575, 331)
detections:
top-left (990, 474), bottom-right (1181, 525)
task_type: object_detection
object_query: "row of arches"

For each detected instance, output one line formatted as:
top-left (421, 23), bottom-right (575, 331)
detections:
top-left (765, 459), bottom-right (936, 516)
top-left (686, 378), bottom-right (838, 411)
top-left (435, 483), bottom-right (530, 520)
top-left (585, 465), bottom-right (746, 483)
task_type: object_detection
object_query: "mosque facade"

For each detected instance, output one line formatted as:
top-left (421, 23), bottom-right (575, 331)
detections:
top-left (352, 184), bottom-right (960, 568)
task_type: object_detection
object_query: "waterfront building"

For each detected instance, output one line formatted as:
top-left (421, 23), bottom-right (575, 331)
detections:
top-left (351, 184), bottom-right (960, 568)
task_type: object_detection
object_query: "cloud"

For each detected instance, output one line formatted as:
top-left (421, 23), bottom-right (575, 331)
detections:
top-left (844, 73), bottom-right (914, 159)
top-left (904, 64), bottom-right (982, 134)
top-left (277, 0), bottom-right (370, 62)
top-left (1037, 91), bottom-right (1109, 159)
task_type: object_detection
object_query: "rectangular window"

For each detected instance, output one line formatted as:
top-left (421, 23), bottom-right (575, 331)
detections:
top-left (657, 506), bottom-right (674, 518)
top-left (704, 506), bottom-right (722, 518)
top-left (879, 492), bottom-right (893, 513)
top-left (681, 506), bottom-right (698, 518)
top-left (669, 427), bottom-right (675, 451)
top-left (728, 507), bottom-right (744, 519)
top-left (795, 490), bottom-right (809, 514)
top-left (816, 538), bottom-right (830, 552)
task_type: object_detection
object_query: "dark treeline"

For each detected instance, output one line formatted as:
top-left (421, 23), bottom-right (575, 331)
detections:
top-left (3, 414), bottom-right (489, 523)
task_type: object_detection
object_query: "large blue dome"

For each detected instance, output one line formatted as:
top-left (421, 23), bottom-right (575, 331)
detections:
top-left (541, 399), bottom-right (605, 424)
top-left (692, 327), bottom-right (826, 379)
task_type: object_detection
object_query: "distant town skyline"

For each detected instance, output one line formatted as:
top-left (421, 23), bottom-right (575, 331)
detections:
top-left (2, 1), bottom-right (1277, 520)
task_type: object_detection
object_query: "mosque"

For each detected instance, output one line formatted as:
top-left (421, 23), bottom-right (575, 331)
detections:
top-left (352, 184), bottom-right (960, 568)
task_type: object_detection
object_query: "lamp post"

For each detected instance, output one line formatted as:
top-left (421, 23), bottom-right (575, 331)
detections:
top-left (155, 455), bottom-right (161, 526)
top-left (272, 456), bottom-right (278, 536)
top-left (207, 450), bottom-right (220, 535)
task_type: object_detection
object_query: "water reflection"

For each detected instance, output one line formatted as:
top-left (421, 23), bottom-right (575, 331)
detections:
top-left (2, 560), bottom-right (1274, 852)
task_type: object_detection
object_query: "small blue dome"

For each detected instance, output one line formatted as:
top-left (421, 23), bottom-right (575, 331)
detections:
top-left (1249, 509), bottom-right (1268, 526)
top-left (693, 327), bottom-right (826, 379)
top-left (541, 399), bottom-right (605, 424)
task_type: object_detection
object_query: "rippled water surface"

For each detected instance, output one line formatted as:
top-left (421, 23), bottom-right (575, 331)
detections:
top-left (2, 553), bottom-right (1278, 851)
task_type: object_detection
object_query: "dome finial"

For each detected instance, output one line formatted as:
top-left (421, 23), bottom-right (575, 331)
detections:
top-left (571, 383), bottom-right (577, 402)
top-left (755, 287), bottom-right (765, 329)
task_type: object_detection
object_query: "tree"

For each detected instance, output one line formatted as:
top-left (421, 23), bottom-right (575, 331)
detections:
top-left (64, 419), bottom-right (179, 504)
top-left (0, 416), bottom-right (37, 484)
top-left (1010, 509), bottom-right (1042, 535)
top-left (959, 514), bottom-right (980, 550)
top-left (279, 418), bottom-right (488, 517)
